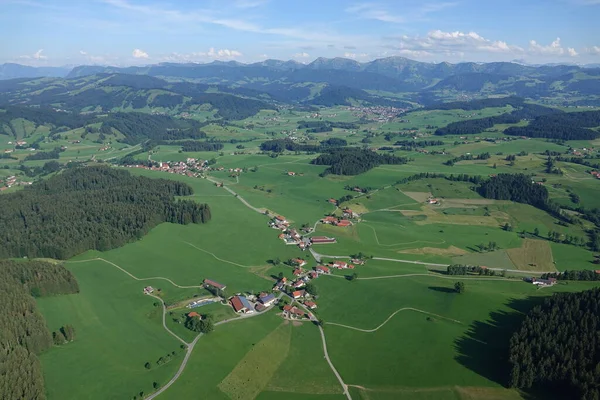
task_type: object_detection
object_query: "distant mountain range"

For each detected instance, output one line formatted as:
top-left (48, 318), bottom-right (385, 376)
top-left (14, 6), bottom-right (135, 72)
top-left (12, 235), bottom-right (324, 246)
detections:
top-left (2, 56), bottom-right (600, 106)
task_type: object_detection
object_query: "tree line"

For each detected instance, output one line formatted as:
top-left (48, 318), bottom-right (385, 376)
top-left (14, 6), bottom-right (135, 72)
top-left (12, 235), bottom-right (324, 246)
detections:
top-left (23, 146), bottom-right (65, 161)
top-left (0, 166), bottom-right (211, 259)
top-left (178, 141), bottom-right (224, 152)
top-left (508, 288), bottom-right (600, 399)
top-left (434, 103), bottom-right (561, 137)
top-left (0, 260), bottom-right (79, 400)
top-left (505, 110), bottom-right (600, 140)
top-left (447, 264), bottom-right (500, 276)
top-left (311, 147), bottom-right (409, 176)
top-left (259, 138), bottom-right (347, 153)
top-left (540, 270), bottom-right (600, 281)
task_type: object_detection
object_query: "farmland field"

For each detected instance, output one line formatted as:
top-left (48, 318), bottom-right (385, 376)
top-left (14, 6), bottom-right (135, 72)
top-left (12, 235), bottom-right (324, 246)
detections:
top-left (9, 99), bottom-right (599, 400)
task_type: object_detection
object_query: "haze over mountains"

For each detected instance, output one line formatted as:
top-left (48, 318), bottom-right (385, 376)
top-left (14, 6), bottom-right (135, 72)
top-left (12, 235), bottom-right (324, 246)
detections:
top-left (2, 56), bottom-right (600, 107)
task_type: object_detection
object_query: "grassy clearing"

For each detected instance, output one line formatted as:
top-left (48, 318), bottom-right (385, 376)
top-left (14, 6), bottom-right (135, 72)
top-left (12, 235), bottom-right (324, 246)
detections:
top-left (452, 250), bottom-right (517, 270)
top-left (506, 239), bottom-right (556, 272)
top-left (218, 321), bottom-right (292, 400)
top-left (162, 313), bottom-right (283, 399)
top-left (38, 260), bottom-right (184, 400)
top-left (265, 322), bottom-right (343, 395)
top-left (399, 246), bottom-right (468, 257)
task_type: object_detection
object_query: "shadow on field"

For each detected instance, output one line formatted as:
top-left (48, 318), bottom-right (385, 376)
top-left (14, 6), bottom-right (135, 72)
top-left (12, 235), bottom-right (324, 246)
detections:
top-left (428, 286), bottom-right (456, 293)
top-left (454, 296), bottom-right (546, 388)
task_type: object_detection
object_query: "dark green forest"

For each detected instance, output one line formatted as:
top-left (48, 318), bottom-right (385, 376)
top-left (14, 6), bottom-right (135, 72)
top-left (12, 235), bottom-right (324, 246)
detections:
top-left (0, 166), bottom-right (211, 259)
top-left (509, 288), bottom-right (600, 399)
top-left (0, 260), bottom-right (79, 400)
top-left (505, 110), bottom-right (600, 140)
top-left (311, 147), bottom-right (409, 175)
top-left (434, 103), bottom-right (560, 137)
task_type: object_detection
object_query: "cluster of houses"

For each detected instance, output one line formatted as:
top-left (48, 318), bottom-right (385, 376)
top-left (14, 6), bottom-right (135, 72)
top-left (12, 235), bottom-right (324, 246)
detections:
top-left (269, 215), bottom-right (337, 249)
top-left (0, 175), bottom-right (32, 192)
top-left (346, 105), bottom-right (408, 123)
top-left (125, 158), bottom-right (208, 178)
top-left (320, 208), bottom-right (359, 227)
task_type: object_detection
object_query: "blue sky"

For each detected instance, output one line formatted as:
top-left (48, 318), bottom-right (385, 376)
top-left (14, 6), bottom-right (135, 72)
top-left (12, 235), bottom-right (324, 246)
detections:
top-left (2, 0), bottom-right (600, 66)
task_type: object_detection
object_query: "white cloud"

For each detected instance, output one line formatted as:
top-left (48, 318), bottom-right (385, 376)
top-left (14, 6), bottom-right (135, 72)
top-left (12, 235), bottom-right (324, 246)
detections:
top-left (207, 48), bottom-right (242, 59)
top-left (132, 48), bottom-right (149, 58)
top-left (79, 50), bottom-right (87, 55)
top-left (293, 52), bottom-right (310, 59)
top-left (584, 45), bottom-right (600, 55)
top-left (529, 38), bottom-right (578, 57)
top-left (385, 30), bottom-right (523, 57)
top-left (33, 49), bottom-right (47, 59)
top-left (346, 2), bottom-right (458, 23)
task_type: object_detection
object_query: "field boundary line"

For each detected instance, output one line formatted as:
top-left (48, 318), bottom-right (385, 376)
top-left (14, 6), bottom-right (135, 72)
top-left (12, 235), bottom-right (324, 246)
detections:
top-left (66, 258), bottom-right (204, 289)
top-left (182, 241), bottom-right (251, 268)
top-left (326, 307), bottom-right (462, 333)
top-left (324, 272), bottom-right (521, 282)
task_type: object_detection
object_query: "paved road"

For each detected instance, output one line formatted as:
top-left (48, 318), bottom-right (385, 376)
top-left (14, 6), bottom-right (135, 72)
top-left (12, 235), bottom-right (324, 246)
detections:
top-left (146, 294), bottom-right (284, 399)
top-left (147, 294), bottom-right (189, 346)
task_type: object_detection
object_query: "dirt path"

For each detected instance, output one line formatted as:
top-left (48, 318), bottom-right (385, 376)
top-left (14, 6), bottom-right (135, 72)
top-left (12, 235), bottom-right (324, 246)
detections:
top-left (326, 307), bottom-right (462, 333)
top-left (182, 241), bottom-right (251, 268)
top-left (67, 258), bottom-right (205, 289)
top-left (318, 325), bottom-right (352, 400)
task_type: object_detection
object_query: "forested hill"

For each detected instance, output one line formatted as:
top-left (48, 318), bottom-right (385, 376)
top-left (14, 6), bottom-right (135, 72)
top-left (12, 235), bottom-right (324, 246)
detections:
top-left (0, 260), bottom-right (79, 400)
top-left (509, 288), bottom-right (600, 399)
top-left (0, 73), bottom-right (276, 120)
top-left (0, 166), bottom-right (211, 259)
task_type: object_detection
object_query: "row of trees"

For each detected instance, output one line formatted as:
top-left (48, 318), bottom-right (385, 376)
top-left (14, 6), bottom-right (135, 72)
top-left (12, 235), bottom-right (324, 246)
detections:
top-left (444, 152), bottom-right (491, 166)
top-left (508, 288), bottom-right (600, 399)
top-left (312, 148), bottom-right (409, 176)
top-left (540, 270), bottom-right (600, 281)
top-left (0, 260), bottom-right (79, 400)
top-left (0, 166), bottom-right (211, 259)
top-left (447, 264), bottom-right (499, 276)
top-left (23, 147), bottom-right (65, 161)
top-left (179, 141), bottom-right (224, 152)
top-left (259, 138), bottom-right (347, 153)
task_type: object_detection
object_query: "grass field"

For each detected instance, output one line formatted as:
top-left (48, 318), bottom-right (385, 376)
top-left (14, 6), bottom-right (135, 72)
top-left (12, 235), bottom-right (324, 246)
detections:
top-left (37, 259), bottom-right (185, 400)
top-left (24, 104), bottom-right (600, 400)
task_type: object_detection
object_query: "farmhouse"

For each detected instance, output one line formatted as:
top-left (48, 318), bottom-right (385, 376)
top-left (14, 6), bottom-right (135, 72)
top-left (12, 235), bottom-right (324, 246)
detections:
top-left (351, 258), bottom-right (365, 265)
top-left (259, 293), bottom-right (276, 307)
top-left (328, 198), bottom-right (337, 205)
top-left (187, 311), bottom-right (202, 319)
top-left (321, 216), bottom-right (338, 224)
top-left (292, 290), bottom-right (306, 299)
top-left (292, 280), bottom-right (305, 288)
top-left (204, 279), bottom-right (226, 291)
top-left (311, 236), bottom-right (337, 244)
top-left (275, 215), bottom-right (288, 224)
top-left (304, 301), bottom-right (317, 309)
top-left (283, 305), bottom-right (306, 319)
top-left (335, 220), bottom-right (352, 227)
top-left (531, 278), bottom-right (557, 286)
top-left (291, 258), bottom-right (307, 267)
top-left (143, 286), bottom-right (154, 294)
top-left (315, 265), bottom-right (331, 274)
top-left (287, 171), bottom-right (296, 176)
top-left (332, 261), bottom-right (354, 269)
top-left (230, 295), bottom-right (255, 314)
top-left (273, 280), bottom-right (286, 291)
top-left (293, 268), bottom-right (303, 276)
